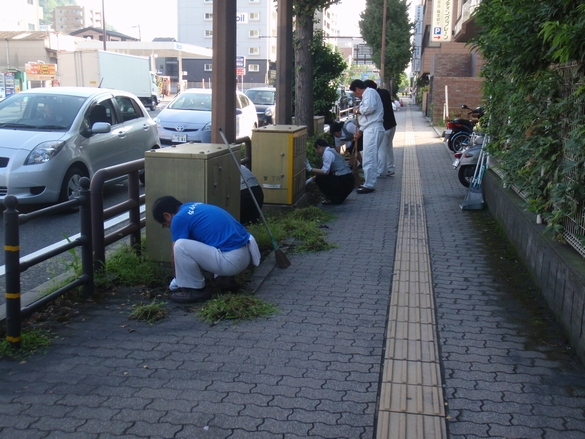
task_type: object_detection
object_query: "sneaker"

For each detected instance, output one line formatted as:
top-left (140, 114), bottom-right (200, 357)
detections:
top-left (386, 171), bottom-right (395, 177)
top-left (170, 288), bottom-right (211, 303)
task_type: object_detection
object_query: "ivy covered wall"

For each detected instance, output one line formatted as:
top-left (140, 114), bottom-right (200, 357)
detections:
top-left (472, 1), bottom-right (585, 242)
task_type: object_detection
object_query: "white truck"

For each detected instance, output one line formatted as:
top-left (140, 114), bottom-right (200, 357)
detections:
top-left (57, 50), bottom-right (159, 110)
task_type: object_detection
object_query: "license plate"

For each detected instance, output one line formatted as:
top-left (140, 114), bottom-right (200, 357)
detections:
top-left (452, 159), bottom-right (460, 168)
top-left (172, 134), bottom-right (187, 143)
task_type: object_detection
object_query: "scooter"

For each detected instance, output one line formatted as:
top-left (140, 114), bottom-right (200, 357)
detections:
top-left (452, 135), bottom-right (485, 187)
top-left (445, 105), bottom-right (484, 151)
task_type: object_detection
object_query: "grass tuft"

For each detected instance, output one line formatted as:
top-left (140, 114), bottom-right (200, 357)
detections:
top-left (0, 328), bottom-right (52, 360)
top-left (128, 300), bottom-right (166, 324)
top-left (196, 293), bottom-right (278, 324)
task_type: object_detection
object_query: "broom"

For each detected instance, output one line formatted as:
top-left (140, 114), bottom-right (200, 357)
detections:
top-left (218, 128), bottom-right (291, 269)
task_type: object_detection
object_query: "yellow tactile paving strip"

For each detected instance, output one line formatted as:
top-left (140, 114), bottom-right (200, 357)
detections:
top-left (376, 105), bottom-right (447, 439)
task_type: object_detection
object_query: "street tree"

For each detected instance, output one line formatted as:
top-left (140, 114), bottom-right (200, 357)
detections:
top-left (293, 0), bottom-right (340, 136)
top-left (359, 0), bottom-right (413, 88)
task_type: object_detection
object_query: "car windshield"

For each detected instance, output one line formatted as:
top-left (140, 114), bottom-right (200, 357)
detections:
top-left (245, 90), bottom-right (275, 105)
top-left (0, 93), bottom-right (87, 130)
top-left (168, 93), bottom-right (212, 111)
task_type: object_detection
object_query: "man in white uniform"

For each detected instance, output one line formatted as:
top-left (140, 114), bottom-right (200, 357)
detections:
top-left (349, 79), bottom-right (385, 194)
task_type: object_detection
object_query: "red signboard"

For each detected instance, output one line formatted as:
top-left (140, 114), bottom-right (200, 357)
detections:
top-left (236, 68), bottom-right (245, 76)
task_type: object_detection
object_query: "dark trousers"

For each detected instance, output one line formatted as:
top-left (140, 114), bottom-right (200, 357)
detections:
top-left (315, 173), bottom-right (355, 204)
top-left (240, 186), bottom-right (264, 224)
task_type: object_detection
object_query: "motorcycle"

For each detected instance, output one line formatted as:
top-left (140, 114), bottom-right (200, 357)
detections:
top-left (452, 134), bottom-right (485, 187)
top-left (445, 105), bottom-right (484, 151)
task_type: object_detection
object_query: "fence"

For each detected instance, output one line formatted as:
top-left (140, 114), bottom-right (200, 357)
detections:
top-left (4, 178), bottom-right (94, 349)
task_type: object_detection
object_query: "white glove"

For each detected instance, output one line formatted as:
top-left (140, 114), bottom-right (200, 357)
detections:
top-left (306, 177), bottom-right (314, 185)
top-left (169, 277), bottom-right (179, 291)
top-left (305, 158), bottom-right (312, 172)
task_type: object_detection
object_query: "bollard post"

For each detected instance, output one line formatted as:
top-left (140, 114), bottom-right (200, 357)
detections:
top-left (79, 177), bottom-right (94, 298)
top-left (4, 195), bottom-right (21, 349)
top-left (128, 170), bottom-right (141, 254)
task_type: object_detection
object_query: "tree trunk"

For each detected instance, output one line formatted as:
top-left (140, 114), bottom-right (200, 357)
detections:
top-left (295, 13), bottom-right (314, 136)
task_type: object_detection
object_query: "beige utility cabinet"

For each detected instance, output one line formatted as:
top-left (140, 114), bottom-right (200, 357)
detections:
top-left (251, 125), bottom-right (307, 205)
top-left (144, 143), bottom-right (240, 263)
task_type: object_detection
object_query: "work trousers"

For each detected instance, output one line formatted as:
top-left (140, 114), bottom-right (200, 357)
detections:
top-left (315, 173), bottom-right (355, 204)
top-left (174, 239), bottom-right (252, 289)
top-left (362, 123), bottom-right (385, 189)
top-left (377, 126), bottom-right (397, 176)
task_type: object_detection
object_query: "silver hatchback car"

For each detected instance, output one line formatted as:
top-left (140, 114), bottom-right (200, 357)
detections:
top-left (0, 87), bottom-right (160, 204)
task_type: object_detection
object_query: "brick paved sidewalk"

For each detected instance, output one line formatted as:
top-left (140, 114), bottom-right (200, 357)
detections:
top-left (1, 103), bottom-right (585, 439)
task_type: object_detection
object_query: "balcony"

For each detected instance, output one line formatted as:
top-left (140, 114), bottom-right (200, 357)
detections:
top-left (454, 0), bottom-right (482, 42)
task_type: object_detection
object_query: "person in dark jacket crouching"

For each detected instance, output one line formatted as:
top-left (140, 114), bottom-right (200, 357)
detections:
top-left (306, 138), bottom-right (355, 205)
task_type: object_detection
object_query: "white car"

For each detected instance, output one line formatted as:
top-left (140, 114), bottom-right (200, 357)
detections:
top-left (155, 89), bottom-right (258, 145)
top-left (0, 87), bottom-right (160, 204)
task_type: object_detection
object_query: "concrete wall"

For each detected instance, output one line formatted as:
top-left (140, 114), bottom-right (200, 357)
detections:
top-left (483, 170), bottom-right (585, 364)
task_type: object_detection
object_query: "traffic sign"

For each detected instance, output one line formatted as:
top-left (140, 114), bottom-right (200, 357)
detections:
top-left (236, 68), bottom-right (245, 76)
top-left (236, 56), bottom-right (246, 68)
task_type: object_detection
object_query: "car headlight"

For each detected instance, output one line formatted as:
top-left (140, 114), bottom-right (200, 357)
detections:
top-left (25, 141), bottom-right (66, 165)
top-left (264, 108), bottom-right (273, 117)
top-left (201, 121), bottom-right (212, 131)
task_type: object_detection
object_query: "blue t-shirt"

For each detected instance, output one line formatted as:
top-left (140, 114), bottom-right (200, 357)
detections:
top-left (170, 203), bottom-right (250, 252)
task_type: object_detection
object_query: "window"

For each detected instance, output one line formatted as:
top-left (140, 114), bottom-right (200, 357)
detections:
top-left (204, 64), bottom-right (212, 71)
top-left (115, 96), bottom-right (143, 122)
top-left (204, 0), bottom-right (212, 2)
top-left (248, 47), bottom-right (260, 55)
top-left (250, 12), bottom-right (260, 20)
top-left (249, 0), bottom-right (260, 3)
top-left (27, 0), bottom-right (33, 4)
top-left (248, 64), bottom-right (260, 72)
top-left (204, 29), bottom-right (213, 37)
top-left (204, 12), bottom-right (212, 20)
top-left (28, 23), bottom-right (35, 30)
top-left (249, 30), bottom-right (259, 38)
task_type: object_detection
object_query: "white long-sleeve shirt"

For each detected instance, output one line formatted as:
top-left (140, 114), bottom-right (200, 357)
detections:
top-left (358, 87), bottom-right (384, 131)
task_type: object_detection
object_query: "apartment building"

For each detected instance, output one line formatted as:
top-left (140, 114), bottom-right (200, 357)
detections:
top-left (1, 0), bottom-right (43, 31)
top-left (53, 5), bottom-right (104, 34)
top-left (177, 0), bottom-right (278, 86)
top-left (415, 0), bottom-right (484, 123)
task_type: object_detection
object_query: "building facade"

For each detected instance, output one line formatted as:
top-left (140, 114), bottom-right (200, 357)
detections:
top-left (53, 5), bottom-right (86, 34)
top-left (414, 0), bottom-right (484, 123)
top-left (1, 0), bottom-right (43, 31)
top-left (177, 0), bottom-right (278, 87)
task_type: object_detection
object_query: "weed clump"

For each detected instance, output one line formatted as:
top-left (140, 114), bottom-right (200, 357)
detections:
top-left (196, 293), bottom-right (278, 324)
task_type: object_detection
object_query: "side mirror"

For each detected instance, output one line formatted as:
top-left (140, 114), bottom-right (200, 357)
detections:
top-left (461, 104), bottom-right (469, 109)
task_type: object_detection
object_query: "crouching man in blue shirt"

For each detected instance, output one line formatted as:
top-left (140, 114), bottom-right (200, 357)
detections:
top-left (152, 196), bottom-right (261, 303)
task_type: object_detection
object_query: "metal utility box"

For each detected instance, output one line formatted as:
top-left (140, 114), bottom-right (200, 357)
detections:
top-left (144, 143), bottom-right (240, 263)
top-left (251, 125), bottom-right (307, 205)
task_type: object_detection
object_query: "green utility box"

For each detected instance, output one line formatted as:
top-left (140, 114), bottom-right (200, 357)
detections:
top-left (144, 143), bottom-right (240, 263)
top-left (251, 125), bottom-right (307, 205)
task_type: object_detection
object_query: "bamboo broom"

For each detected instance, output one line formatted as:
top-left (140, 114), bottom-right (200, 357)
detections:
top-left (218, 128), bottom-right (291, 269)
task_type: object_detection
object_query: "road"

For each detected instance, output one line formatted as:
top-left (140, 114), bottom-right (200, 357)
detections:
top-left (0, 104), bottom-right (166, 302)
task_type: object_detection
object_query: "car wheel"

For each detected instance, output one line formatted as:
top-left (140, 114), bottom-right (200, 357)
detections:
top-left (59, 166), bottom-right (87, 203)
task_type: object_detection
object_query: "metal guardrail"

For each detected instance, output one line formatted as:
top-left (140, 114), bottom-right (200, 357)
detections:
top-left (4, 178), bottom-right (94, 349)
top-left (4, 142), bottom-right (254, 348)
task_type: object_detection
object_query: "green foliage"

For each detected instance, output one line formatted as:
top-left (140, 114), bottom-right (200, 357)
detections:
top-left (95, 243), bottom-right (167, 290)
top-left (0, 328), bottom-right (52, 360)
top-left (311, 31), bottom-right (348, 121)
top-left (196, 293), bottom-right (279, 324)
top-left (359, 0), bottom-right (413, 82)
top-left (246, 206), bottom-right (335, 253)
top-left (471, 0), bottom-right (585, 238)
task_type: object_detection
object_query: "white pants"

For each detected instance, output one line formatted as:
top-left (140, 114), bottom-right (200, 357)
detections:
top-left (377, 126), bottom-right (397, 176)
top-left (362, 124), bottom-right (385, 189)
top-left (174, 239), bottom-right (252, 289)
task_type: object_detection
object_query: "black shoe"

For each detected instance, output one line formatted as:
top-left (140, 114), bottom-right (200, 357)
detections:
top-left (213, 276), bottom-right (239, 291)
top-left (170, 288), bottom-right (211, 303)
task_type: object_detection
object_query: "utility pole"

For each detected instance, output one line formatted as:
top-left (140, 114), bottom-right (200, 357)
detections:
top-left (380, 0), bottom-right (388, 88)
top-left (101, 0), bottom-right (107, 51)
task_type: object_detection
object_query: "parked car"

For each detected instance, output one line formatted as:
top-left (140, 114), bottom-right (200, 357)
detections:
top-left (155, 88), bottom-right (258, 145)
top-left (244, 86), bottom-right (276, 126)
top-left (0, 87), bottom-right (160, 204)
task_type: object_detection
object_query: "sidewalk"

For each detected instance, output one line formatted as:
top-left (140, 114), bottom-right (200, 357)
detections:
top-left (2, 103), bottom-right (585, 439)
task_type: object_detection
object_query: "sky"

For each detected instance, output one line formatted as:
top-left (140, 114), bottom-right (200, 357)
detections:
top-left (76, 0), bottom-right (366, 43)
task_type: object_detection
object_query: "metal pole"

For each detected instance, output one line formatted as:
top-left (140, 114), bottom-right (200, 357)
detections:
top-left (128, 170), bottom-right (141, 252)
top-left (102, 0), bottom-right (107, 51)
top-left (380, 0), bottom-right (388, 89)
top-left (4, 195), bottom-right (21, 349)
top-left (79, 178), bottom-right (94, 298)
